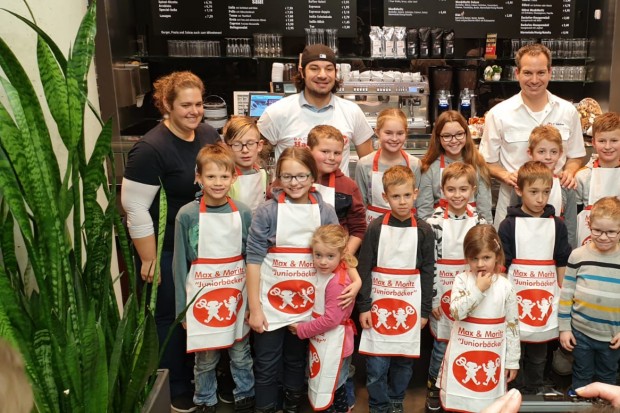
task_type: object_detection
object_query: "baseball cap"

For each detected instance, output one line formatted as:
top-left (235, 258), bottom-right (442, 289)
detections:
top-left (300, 44), bottom-right (337, 69)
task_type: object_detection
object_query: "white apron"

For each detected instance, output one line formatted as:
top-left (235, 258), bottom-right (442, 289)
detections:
top-left (577, 163), bottom-right (620, 245)
top-left (548, 176), bottom-right (562, 217)
top-left (366, 149), bottom-right (412, 224)
top-left (435, 155), bottom-right (477, 210)
top-left (359, 212), bottom-right (422, 357)
top-left (233, 165), bottom-right (266, 214)
top-left (186, 197), bottom-right (249, 352)
top-left (507, 217), bottom-right (559, 343)
top-left (430, 207), bottom-right (476, 341)
top-left (313, 172), bottom-right (336, 207)
top-left (308, 267), bottom-right (349, 411)
top-left (259, 192), bottom-right (320, 331)
top-left (439, 275), bottom-right (507, 412)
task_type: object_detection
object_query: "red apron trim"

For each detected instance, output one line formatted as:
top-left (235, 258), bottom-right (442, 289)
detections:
top-left (373, 266), bottom-right (420, 275)
top-left (192, 255), bottom-right (244, 265)
top-left (381, 211), bottom-right (418, 226)
top-left (268, 247), bottom-right (313, 254)
top-left (436, 258), bottom-right (467, 265)
top-left (511, 259), bottom-right (556, 266)
top-left (368, 204), bottom-right (391, 214)
top-left (462, 316), bottom-right (506, 324)
top-left (200, 196), bottom-right (238, 213)
top-left (277, 191), bottom-right (318, 204)
top-left (372, 149), bottom-right (410, 171)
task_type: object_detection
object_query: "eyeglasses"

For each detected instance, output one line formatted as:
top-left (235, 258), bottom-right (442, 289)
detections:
top-left (439, 131), bottom-right (466, 142)
top-left (228, 141), bottom-right (259, 152)
top-left (590, 228), bottom-right (620, 238)
top-left (279, 173), bottom-right (312, 183)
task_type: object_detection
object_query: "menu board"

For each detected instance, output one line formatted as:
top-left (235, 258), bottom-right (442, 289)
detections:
top-left (153, 0), bottom-right (356, 37)
top-left (384, 0), bottom-right (576, 38)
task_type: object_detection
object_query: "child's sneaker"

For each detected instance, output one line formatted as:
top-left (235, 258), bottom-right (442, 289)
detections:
top-left (389, 402), bottom-right (403, 413)
top-left (195, 405), bottom-right (216, 413)
top-left (425, 377), bottom-right (441, 411)
top-left (234, 396), bottom-right (255, 413)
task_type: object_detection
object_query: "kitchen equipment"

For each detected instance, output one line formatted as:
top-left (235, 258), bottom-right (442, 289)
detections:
top-left (456, 66), bottom-right (478, 121)
top-left (335, 78), bottom-right (430, 133)
top-left (202, 95), bottom-right (228, 130)
top-left (430, 66), bottom-right (453, 125)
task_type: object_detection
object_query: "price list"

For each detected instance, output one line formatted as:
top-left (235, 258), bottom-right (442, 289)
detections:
top-left (384, 0), bottom-right (576, 39)
top-left (151, 0), bottom-right (356, 37)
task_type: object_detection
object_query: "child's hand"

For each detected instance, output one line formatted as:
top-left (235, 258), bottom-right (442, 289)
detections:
top-left (505, 369), bottom-right (518, 383)
top-left (339, 271), bottom-right (362, 308)
top-left (432, 307), bottom-right (441, 320)
top-left (610, 332), bottom-right (620, 349)
top-left (560, 331), bottom-right (576, 351)
top-left (288, 323), bottom-right (298, 336)
top-left (359, 311), bottom-right (372, 329)
top-left (558, 170), bottom-right (577, 190)
top-left (502, 170), bottom-right (518, 188)
top-left (249, 308), bottom-right (269, 333)
top-left (420, 317), bottom-right (428, 329)
top-left (476, 271), bottom-right (493, 292)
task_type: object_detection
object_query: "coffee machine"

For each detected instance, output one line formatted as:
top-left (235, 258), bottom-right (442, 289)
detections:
top-left (336, 79), bottom-right (430, 133)
top-left (456, 66), bottom-right (478, 121)
top-left (430, 66), bottom-right (453, 125)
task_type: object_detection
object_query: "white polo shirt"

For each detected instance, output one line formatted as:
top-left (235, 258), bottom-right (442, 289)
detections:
top-left (257, 92), bottom-right (374, 176)
top-left (479, 91), bottom-right (585, 173)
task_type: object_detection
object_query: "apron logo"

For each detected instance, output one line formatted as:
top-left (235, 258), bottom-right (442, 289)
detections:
top-left (268, 280), bottom-right (315, 314)
top-left (193, 288), bottom-right (243, 327)
top-left (453, 351), bottom-right (501, 392)
top-left (581, 235), bottom-right (592, 246)
top-left (309, 342), bottom-right (321, 378)
top-left (516, 291), bottom-right (554, 326)
top-left (440, 291), bottom-right (455, 321)
top-left (370, 298), bottom-right (417, 335)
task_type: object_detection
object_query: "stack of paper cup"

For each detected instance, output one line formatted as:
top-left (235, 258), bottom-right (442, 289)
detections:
top-left (271, 62), bottom-right (284, 82)
top-left (340, 63), bottom-right (351, 81)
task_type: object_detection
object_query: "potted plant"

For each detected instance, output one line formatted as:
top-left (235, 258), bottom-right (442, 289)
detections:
top-left (492, 65), bottom-right (503, 81)
top-left (0, 1), bottom-right (167, 411)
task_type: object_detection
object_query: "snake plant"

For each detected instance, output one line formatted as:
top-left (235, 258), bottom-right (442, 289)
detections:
top-left (0, 1), bottom-right (164, 411)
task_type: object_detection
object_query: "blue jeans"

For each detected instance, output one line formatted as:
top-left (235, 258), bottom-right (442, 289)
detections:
top-left (137, 250), bottom-right (193, 398)
top-left (366, 355), bottom-right (414, 413)
top-left (194, 336), bottom-right (255, 406)
top-left (429, 339), bottom-right (447, 380)
top-left (571, 328), bottom-right (620, 389)
top-left (253, 327), bottom-right (308, 410)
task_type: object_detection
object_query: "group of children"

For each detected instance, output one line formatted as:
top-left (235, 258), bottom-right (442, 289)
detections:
top-left (171, 107), bottom-right (620, 413)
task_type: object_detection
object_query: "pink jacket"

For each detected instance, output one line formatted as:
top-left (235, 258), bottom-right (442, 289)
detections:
top-left (296, 264), bottom-right (355, 358)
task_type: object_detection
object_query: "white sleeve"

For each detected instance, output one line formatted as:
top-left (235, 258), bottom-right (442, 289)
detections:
top-left (351, 108), bottom-right (374, 146)
top-left (565, 107), bottom-right (587, 159)
top-left (479, 110), bottom-right (502, 163)
top-left (256, 111), bottom-right (278, 145)
top-left (120, 178), bottom-right (160, 239)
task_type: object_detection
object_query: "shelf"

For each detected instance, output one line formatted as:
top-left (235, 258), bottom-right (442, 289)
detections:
top-left (480, 79), bottom-right (594, 84)
top-left (484, 56), bottom-right (594, 63)
top-left (131, 55), bottom-right (484, 62)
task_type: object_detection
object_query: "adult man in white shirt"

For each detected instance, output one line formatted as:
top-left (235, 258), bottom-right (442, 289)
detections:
top-left (479, 43), bottom-right (586, 227)
top-left (258, 44), bottom-right (374, 176)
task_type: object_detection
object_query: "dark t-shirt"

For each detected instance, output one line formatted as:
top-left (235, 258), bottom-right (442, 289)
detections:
top-left (124, 122), bottom-right (220, 250)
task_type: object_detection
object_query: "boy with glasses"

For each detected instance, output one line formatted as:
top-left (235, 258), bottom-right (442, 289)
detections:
top-left (559, 196), bottom-right (620, 396)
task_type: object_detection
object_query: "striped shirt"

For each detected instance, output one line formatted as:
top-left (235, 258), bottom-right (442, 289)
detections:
top-left (558, 244), bottom-right (620, 342)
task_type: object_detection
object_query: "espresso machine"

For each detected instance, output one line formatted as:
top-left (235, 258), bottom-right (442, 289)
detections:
top-left (430, 66), bottom-right (453, 125)
top-left (336, 78), bottom-right (430, 133)
top-left (456, 66), bottom-right (478, 121)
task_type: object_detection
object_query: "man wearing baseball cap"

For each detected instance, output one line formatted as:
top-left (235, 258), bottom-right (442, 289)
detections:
top-left (257, 44), bottom-right (374, 176)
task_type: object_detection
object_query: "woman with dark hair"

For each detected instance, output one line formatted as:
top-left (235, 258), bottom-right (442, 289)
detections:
top-left (121, 71), bottom-right (220, 412)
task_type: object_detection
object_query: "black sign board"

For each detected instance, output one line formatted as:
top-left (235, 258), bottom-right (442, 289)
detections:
top-left (152, 0), bottom-right (356, 37)
top-left (384, 0), bottom-right (576, 38)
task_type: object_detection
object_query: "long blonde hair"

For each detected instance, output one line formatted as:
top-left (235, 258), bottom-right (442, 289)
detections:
top-left (311, 224), bottom-right (358, 268)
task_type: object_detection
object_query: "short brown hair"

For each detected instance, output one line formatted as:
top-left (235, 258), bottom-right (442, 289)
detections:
top-left (515, 43), bottom-right (552, 69)
top-left (463, 224), bottom-right (505, 274)
top-left (517, 160), bottom-right (553, 190)
top-left (311, 224), bottom-right (358, 268)
top-left (195, 144), bottom-right (236, 175)
top-left (528, 125), bottom-right (563, 153)
top-left (382, 165), bottom-right (416, 193)
top-left (275, 147), bottom-right (319, 182)
top-left (152, 71), bottom-right (204, 116)
top-left (441, 162), bottom-right (477, 189)
top-left (222, 116), bottom-right (260, 145)
top-left (307, 125), bottom-right (345, 149)
top-left (590, 196), bottom-right (620, 226)
top-left (592, 112), bottom-right (620, 137)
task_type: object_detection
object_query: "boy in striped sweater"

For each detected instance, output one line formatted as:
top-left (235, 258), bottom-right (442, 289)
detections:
top-left (559, 196), bottom-right (620, 395)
